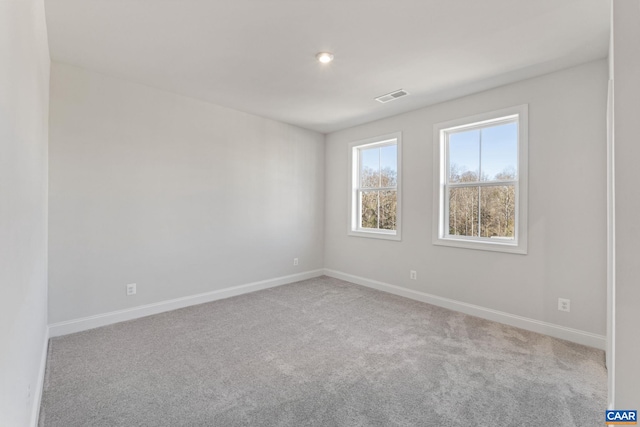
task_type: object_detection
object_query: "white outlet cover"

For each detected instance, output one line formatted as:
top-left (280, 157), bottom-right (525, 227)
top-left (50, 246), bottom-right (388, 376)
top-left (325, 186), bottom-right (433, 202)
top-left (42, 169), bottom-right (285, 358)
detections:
top-left (558, 298), bottom-right (570, 312)
top-left (126, 283), bottom-right (136, 295)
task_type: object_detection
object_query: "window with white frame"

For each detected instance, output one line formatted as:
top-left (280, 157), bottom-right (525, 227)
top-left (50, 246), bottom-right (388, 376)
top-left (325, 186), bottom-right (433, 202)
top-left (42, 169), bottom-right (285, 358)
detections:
top-left (433, 105), bottom-right (528, 253)
top-left (349, 133), bottom-right (401, 240)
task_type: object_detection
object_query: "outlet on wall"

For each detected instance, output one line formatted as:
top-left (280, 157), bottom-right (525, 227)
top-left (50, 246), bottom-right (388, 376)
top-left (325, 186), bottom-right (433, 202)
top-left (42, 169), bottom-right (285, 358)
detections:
top-left (410, 270), bottom-right (417, 280)
top-left (558, 298), bottom-right (570, 312)
top-left (126, 283), bottom-right (136, 296)
top-left (293, 258), bottom-right (299, 266)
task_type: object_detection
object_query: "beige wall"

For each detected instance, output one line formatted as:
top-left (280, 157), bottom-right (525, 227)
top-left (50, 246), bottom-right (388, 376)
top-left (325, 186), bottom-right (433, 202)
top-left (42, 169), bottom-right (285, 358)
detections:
top-left (325, 60), bottom-right (608, 339)
top-left (0, 0), bottom-right (50, 425)
top-left (48, 63), bottom-right (325, 323)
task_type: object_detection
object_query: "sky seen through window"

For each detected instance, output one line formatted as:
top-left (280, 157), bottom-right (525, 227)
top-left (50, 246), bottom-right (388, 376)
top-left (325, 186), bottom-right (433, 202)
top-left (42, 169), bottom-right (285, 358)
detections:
top-left (448, 121), bottom-right (517, 181)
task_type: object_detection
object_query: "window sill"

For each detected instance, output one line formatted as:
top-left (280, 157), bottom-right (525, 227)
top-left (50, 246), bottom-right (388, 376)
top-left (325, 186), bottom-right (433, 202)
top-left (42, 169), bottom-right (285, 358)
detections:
top-left (349, 229), bottom-right (401, 241)
top-left (433, 236), bottom-right (526, 254)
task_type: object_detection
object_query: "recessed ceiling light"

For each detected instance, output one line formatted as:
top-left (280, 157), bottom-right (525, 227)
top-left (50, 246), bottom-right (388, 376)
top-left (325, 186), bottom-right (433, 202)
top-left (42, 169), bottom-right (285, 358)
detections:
top-left (316, 52), bottom-right (334, 64)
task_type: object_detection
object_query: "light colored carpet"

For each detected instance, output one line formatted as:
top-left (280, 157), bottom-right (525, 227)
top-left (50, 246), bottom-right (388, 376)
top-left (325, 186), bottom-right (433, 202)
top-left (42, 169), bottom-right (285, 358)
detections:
top-left (39, 276), bottom-right (606, 426)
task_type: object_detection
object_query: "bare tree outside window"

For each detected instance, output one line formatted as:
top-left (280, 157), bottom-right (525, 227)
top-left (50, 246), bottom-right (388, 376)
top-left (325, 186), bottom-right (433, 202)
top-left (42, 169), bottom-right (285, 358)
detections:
top-left (448, 166), bottom-right (515, 239)
top-left (358, 145), bottom-right (397, 230)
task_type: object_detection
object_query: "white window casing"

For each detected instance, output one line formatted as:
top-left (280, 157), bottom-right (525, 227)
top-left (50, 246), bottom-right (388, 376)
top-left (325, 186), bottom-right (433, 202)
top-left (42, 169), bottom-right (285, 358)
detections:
top-left (433, 105), bottom-right (528, 254)
top-left (348, 132), bottom-right (402, 241)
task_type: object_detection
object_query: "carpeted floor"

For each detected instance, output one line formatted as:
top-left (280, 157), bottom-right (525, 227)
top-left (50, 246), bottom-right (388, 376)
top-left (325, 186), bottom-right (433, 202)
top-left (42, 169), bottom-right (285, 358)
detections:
top-left (39, 276), bottom-right (607, 427)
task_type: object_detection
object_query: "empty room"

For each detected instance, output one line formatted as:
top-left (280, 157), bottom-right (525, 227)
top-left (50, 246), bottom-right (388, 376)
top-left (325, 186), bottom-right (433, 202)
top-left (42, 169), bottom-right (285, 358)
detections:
top-left (2, 0), bottom-right (640, 426)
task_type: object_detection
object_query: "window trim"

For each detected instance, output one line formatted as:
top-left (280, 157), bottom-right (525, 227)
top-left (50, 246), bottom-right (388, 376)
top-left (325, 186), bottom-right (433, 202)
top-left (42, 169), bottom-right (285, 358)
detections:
top-left (348, 132), bottom-right (402, 241)
top-left (432, 105), bottom-right (528, 254)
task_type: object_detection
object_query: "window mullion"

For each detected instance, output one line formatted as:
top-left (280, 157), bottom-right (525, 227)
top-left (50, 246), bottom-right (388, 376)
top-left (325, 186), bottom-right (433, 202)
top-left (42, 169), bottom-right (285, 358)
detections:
top-left (478, 129), bottom-right (483, 182)
top-left (477, 186), bottom-right (481, 237)
top-left (477, 128), bottom-right (482, 237)
top-left (378, 147), bottom-right (382, 188)
top-left (377, 191), bottom-right (380, 229)
top-left (377, 147), bottom-right (381, 230)
top-left (357, 189), bottom-right (361, 229)
top-left (449, 180), bottom-right (517, 188)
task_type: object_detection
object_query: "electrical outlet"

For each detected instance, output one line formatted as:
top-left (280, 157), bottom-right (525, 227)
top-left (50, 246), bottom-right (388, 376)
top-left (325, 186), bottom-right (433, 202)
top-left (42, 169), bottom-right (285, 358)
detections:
top-left (410, 270), bottom-right (417, 280)
top-left (27, 384), bottom-right (31, 400)
top-left (293, 258), bottom-right (299, 266)
top-left (126, 283), bottom-right (136, 296)
top-left (558, 298), bottom-right (570, 312)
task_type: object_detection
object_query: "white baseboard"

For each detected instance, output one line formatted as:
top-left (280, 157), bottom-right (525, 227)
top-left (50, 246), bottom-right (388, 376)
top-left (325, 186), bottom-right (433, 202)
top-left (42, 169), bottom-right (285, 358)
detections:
top-left (49, 270), bottom-right (324, 338)
top-left (47, 267), bottom-right (606, 349)
top-left (31, 327), bottom-right (49, 427)
top-left (324, 269), bottom-right (606, 350)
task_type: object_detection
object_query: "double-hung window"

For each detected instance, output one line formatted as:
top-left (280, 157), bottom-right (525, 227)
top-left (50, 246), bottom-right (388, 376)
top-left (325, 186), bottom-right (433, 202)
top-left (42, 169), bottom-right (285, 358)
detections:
top-left (349, 132), bottom-right (401, 240)
top-left (433, 105), bottom-right (528, 253)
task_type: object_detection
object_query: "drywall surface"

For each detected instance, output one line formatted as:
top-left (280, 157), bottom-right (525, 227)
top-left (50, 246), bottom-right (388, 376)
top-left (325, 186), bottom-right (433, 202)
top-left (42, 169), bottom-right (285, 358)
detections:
top-left (0, 0), bottom-right (50, 425)
top-left (612, 0), bottom-right (640, 409)
top-left (325, 60), bottom-right (608, 337)
top-left (49, 63), bottom-right (324, 323)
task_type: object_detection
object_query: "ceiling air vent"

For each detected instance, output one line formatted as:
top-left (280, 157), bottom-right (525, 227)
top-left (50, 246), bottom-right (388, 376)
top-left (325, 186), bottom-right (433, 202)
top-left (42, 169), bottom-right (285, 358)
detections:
top-left (375, 89), bottom-right (409, 103)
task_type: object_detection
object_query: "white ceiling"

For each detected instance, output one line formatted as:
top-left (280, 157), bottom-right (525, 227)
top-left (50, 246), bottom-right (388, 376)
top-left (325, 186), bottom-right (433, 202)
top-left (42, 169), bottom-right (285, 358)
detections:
top-left (45, 0), bottom-right (610, 134)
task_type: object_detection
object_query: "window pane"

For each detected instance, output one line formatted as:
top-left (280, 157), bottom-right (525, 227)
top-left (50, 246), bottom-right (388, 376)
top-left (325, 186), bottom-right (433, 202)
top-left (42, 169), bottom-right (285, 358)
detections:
top-left (448, 187), bottom-right (479, 237)
top-left (380, 145), bottom-right (397, 187)
top-left (480, 185), bottom-right (515, 239)
top-left (379, 190), bottom-right (397, 230)
top-left (448, 130), bottom-right (479, 183)
top-left (480, 122), bottom-right (518, 181)
top-left (360, 147), bottom-right (380, 188)
top-left (360, 190), bottom-right (378, 229)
